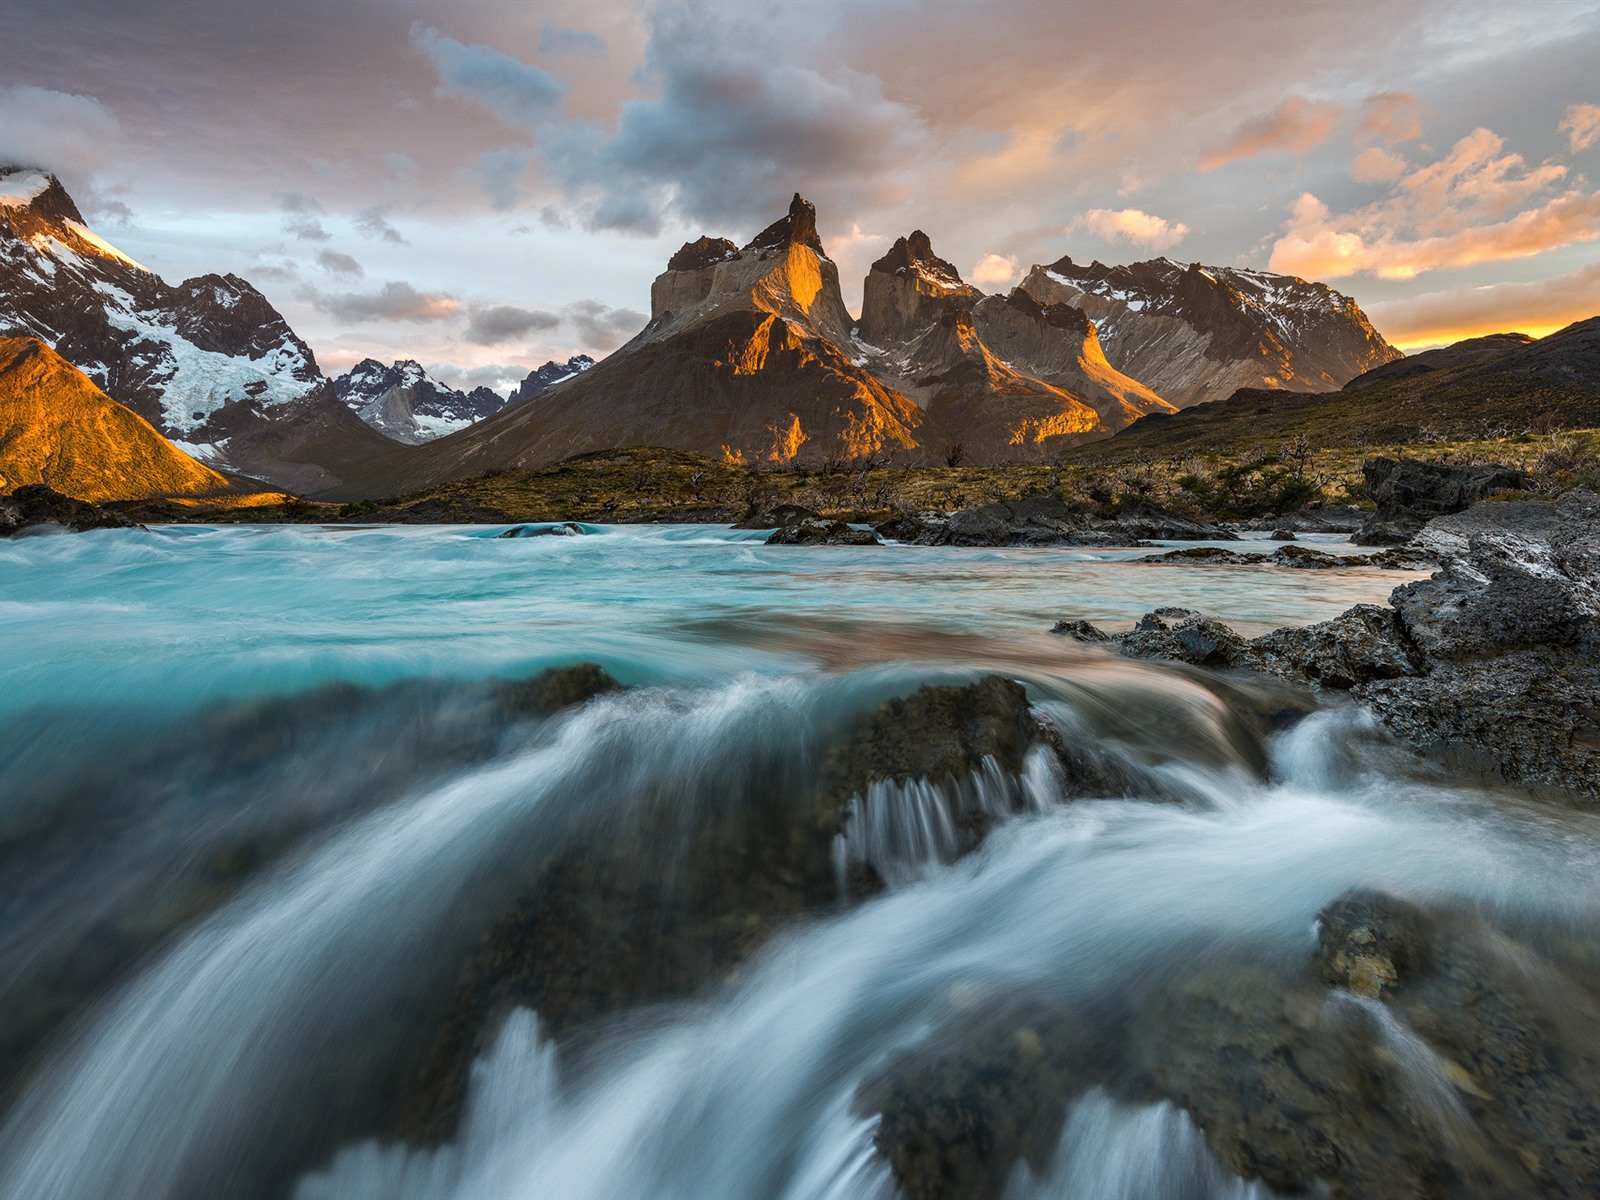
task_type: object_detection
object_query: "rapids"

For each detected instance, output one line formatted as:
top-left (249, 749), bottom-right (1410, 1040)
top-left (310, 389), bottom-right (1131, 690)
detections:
top-left (2, 523), bottom-right (1595, 1199)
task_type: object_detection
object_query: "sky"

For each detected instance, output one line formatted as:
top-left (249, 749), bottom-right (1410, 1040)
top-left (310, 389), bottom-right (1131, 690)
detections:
top-left (1, 0), bottom-right (1598, 392)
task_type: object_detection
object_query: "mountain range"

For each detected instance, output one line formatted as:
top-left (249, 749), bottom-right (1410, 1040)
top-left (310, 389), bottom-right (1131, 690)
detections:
top-left (1, 169), bottom-right (1423, 501)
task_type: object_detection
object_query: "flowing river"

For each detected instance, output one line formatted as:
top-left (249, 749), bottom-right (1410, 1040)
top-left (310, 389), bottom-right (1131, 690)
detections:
top-left (1, 524), bottom-right (1596, 1199)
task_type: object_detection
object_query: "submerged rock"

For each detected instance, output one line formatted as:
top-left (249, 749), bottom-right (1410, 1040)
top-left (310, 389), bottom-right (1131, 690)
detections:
top-left (0, 483), bottom-right (141, 536)
top-left (403, 675), bottom-right (1082, 1141)
top-left (497, 521), bottom-right (583, 538)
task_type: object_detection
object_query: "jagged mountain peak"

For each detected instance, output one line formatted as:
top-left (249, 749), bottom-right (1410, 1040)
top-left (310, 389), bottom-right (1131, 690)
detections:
top-left (0, 166), bottom-right (86, 226)
top-left (745, 193), bottom-right (826, 258)
top-left (668, 236), bottom-right (738, 273)
top-left (1002, 288), bottom-right (1092, 335)
top-left (332, 358), bottom-right (507, 445)
top-left (645, 193), bottom-right (853, 348)
top-left (509, 354), bottom-right (596, 404)
top-left (870, 229), bottom-right (970, 293)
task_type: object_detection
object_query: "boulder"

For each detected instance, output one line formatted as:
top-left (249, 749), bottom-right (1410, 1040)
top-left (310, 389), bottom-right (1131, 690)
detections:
top-left (765, 517), bottom-right (881, 546)
top-left (732, 503), bottom-right (819, 530)
top-left (1270, 528), bottom-right (1296, 540)
top-left (403, 676), bottom-right (1077, 1141)
top-left (1113, 608), bottom-right (1251, 669)
top-left (1354, 457), bottom-right (1528, 544)
top-left (875, 510), bottom-right (951, 545)
top-left (0, 483), bottom-right (141, 536)
top-left (1048, 619), bottom-right (1111, 643)
top-left (935, 496), bottom-right (1090, 546)
top-left (1096, 498), bottom-right (1238, 541)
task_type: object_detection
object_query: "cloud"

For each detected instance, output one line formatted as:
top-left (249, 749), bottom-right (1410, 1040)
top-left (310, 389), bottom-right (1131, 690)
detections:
top-left (475, 147), bottom-right (534, 209)
top-left (426, 361), bottom-right (531, 394)
top-left (565, 299), bottom-right (645, 350)
top-left (1270, 127), bottom-right (1600, 280)
top-left (535, 7), bottom-right (933, 234)
top-left (1073, 207), bottom-right (1190, 251)
top-left (463, 304), bottom-right (561, 345)
top-left (381, 153), bottom-right (419, 184)
top-left (1365, 259), bottom-right (1600, 348)
top-left (353, 205), bottom-right (406, 244)
top-left (1198, 95), bottom-right (1345, 171)
top-left (1351, 147), bottom-right (1407, 184)
top-left (1354, 92), bottom-right (1422, 145)
top-left (310, 281), bottom-right (460, 323)
top-left (1562, 102), bottom-right (1600, 152)
top-left (0, 85), bottom-right (121, 183)
top-left (971, 253), bottom-right (1019, 286)
top-left (540, 26), bottom-right (606, 59)
top-left (412, 25), bottom-right (565, 127)
top-left (314, 248), bottom-right (363, 276)
top-left (278, 191), bottom-right (330, 242)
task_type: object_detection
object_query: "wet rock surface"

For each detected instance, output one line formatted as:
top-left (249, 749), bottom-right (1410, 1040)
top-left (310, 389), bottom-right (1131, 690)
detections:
top-left (862, 887), bottom-right (1600, 1200)
top-left (0, 483), bottom-right (142, 536)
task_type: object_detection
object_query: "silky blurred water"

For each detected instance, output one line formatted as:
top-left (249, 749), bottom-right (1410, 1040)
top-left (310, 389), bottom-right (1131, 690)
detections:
top-left (9, 522), bottom-right (1581, 1200)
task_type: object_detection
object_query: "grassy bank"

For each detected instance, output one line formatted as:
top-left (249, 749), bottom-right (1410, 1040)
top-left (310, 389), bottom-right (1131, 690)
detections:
top-left (104, 430), bottom-right (1600, 528)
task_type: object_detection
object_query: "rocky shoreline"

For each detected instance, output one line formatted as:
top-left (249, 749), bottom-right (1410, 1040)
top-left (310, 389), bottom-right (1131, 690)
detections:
top-left (1059, 487), bottom-right (1600, 806)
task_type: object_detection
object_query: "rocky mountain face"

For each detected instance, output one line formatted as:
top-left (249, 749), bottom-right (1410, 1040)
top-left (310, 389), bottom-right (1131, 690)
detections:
top-left (333, 359), bottom-right (508, 445)
top-left (508, 355), bottom-right (596, 404)
top-left (0, 166), bottom-right (396, 492)
top-left (1020, 255), bottom-right (1400, 407)
top-left (333, 195), bottom-right (932, 497)
top-left (852, 230), bottom-right (1176, 448)
top-left (0, 336), bottom-right (231, 502)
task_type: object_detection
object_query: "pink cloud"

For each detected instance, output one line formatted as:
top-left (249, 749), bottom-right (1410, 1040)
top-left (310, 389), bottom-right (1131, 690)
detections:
top-left (971, 253), bottom-right (1019, 285)
top-left (1198, 95), bottom-right (1345, 171)
top-left (1270, 127), bottom-right (1600, 280)
top-left (1354, 91), bottom-right (1422, 145)
top-left (1562, 103), bottom-right (1600, 152)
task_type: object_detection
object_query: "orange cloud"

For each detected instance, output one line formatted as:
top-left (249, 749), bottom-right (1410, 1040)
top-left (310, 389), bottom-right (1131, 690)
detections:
top-left (1354, 91), bottom-right (1422, 145)
top-left (1562, 103), bottom-right (1600, 152)
top-left (1269, 127), bottom-right (1600, 280)
top-left (1073, 207), bottom-right (1190, 250)
top-left (1365, 259), bottom-right (1600, 349)
top-left (1198, 96), bottom-right (1345, 171)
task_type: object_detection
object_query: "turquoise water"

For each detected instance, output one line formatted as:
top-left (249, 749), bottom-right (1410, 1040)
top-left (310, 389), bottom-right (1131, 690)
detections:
top-left (0, 523), bottom-right (1412, 715)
